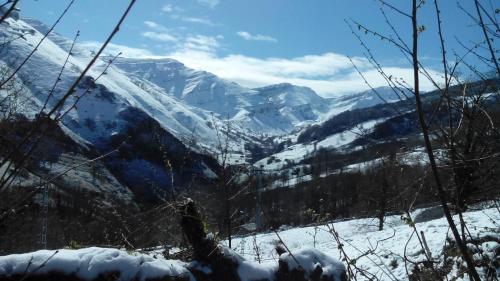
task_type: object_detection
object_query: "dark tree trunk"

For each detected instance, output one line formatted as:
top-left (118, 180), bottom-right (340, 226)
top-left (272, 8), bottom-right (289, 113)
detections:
top-left (178, 199), bottom-right (241, 281)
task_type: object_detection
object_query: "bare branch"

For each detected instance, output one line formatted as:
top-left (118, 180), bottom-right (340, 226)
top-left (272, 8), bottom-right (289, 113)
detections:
top-left (0, 0), bottom-right (76, 88)
top-left (0, 0), bottom-right (19, 25)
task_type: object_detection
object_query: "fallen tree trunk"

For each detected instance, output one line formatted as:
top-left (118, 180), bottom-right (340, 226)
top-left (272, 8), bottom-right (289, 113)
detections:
top-left (178, 198), bottom-right (241, 281)
top-left (178, 198), bottom-right (347, 281)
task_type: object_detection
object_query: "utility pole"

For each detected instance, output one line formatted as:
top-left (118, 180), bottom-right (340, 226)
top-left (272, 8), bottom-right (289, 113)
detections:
top-left (255, 166), bottom-right (263, 231)
top-left (40, 161), bottom-right (53, 249)
top-left (40, 180), bottom-right (49, 249)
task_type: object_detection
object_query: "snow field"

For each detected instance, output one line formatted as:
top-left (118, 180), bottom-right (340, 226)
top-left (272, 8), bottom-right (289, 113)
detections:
top-left (227, 207), bottom-right (500, 280)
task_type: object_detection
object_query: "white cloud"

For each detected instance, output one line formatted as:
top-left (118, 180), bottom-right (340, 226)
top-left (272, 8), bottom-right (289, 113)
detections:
top-left (81, 40), bottom-right (441, 97)
top-left (182, 17), bottom-right (215, 26)
top-left (161, 3), bottom-right (183, 13)
top-left (236, 31), bottom-right (277, 43)
top-left (182, 35), bottom-right (220, 52)
top-left (168, 14), bottom-right (216, 26)
top-left (197, 0), bottom-right (219, 9)
top-left (80, 41), bottom-right (156, 58)
top-left (143, 20), bottom-right (172, 32)
top-left (142, 31), bottom-right (177, 42)
top-left (144, 20), bottom-right (163, 30)
top-left (168, 49), bottom-right (441, 97)
top-left (141, 21), bottom-right (177, 42)
top-left (161, 4), bottom-right (173, 13)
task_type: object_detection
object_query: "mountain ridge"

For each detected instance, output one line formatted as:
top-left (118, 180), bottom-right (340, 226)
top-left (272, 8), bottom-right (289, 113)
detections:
top-left (0, 14), bottom-right (415, 203)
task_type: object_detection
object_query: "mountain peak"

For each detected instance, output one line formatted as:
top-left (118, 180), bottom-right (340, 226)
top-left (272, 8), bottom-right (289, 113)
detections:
top-left (254, 82), bottom-right (309, 91)
top-left (114, 57), bottom-right (186, 68)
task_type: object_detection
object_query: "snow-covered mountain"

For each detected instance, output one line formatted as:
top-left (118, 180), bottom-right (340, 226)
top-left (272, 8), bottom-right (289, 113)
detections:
top-left (112, 58), bottom-right (329, 135)
top-left (0, 17), bottom-right (223, 201)
top-left (112, 57), bottom-right (255, 118)
top-left (0, 15), bottom-right (414, 202)
top-left (333, 86), bottom-right (408, 109)
top-left (1, 15), bottom-right (404, 153)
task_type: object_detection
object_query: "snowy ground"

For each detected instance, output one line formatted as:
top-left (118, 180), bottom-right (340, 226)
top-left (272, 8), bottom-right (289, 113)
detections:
top-left (226, 206), bottom-right (500, 280)
top-left (0, 206), bottom-right (497, 280)
top-left (0, 247), bottom-right (190, 280)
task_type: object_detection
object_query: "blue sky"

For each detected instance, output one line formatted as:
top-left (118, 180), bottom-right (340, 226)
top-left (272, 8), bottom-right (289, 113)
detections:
top-left (19, 0), bottom-right (492, 96)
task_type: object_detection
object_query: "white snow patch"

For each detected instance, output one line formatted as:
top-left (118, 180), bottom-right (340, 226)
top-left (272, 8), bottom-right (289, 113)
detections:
top-left (0, 247), bottom-right (191, 281)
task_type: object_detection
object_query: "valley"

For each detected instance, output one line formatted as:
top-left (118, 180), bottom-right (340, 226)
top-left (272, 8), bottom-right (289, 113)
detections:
top-left (0, 1), bottom-right (499, 280)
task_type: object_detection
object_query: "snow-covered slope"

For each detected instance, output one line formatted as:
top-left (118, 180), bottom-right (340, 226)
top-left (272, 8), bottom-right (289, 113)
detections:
top-left (0, 17), bottom-right (225, 198)
top-left (239, 83), bottom-right (328, 133)
top-left (256, 118), bottom-right (387, 170)
top-left (324, 86), bottom-right (410, 118)
top-left (228, 206), bottom-right (500, 280)
top-left (6, 18), bottom-right (225, 149)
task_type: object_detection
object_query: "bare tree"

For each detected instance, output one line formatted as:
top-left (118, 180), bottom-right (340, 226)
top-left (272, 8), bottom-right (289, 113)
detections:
top-left (347, 0), bottom-right (500, 279)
